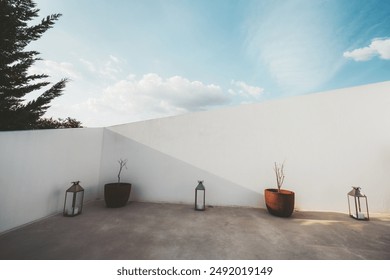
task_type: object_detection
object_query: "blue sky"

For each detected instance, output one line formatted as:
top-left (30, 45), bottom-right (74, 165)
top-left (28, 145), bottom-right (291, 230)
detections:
top-left (29, 0), bottom-right (390, 127)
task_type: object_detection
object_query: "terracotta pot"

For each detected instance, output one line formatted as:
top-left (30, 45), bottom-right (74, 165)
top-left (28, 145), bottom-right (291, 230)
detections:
top-left (104, 183), bottom-right (132, 208)
top-left (264, 188), bottom-right (295, 217)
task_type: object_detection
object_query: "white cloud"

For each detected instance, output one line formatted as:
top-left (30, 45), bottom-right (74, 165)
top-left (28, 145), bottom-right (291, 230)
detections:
top-left (30, 60), bottom-right (80, 80)
top-left (39, 53), bottom-right (267, 126)
top-left (230, 80), bottom-right (264, 99)
top-left (79, 58), bottom-right (96, 72)
top-left (109, 55), bottom-right (119, 63)
top-left (26, 60), bottom-right (80, 103)
top-left (245, 2), bottom-right (344, 95)
top-left (371, 39), bottom-right (390, 59)
top-left (343, 38), bottom-right (390, 61)
top-left (46, 71), bottom-right (268, 127)
top-left (79, 55), bottom-right (124, 80)
top-left (100, 55), bottom-right (123, 79)
top-left (343, 47), bottom-right (375, 61)
top-left (79, 73), bottom-right (229, 126)
top-left (37, 52), bottom-right (268, 126)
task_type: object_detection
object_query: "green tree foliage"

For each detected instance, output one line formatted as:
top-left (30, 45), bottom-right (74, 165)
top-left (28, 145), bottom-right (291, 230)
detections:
top-left (0, 0), bottom-right (82, 130)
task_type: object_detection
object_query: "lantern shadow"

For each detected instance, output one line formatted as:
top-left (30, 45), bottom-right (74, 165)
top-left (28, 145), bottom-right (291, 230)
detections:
top-left (291, 211), bottom-right (350, 222)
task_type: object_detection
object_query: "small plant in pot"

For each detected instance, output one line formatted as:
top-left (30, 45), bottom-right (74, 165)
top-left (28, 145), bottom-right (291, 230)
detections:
top-left (104, 159), bottom-right (132, 208)
top-left (264, 162), bottom-right (295, 217)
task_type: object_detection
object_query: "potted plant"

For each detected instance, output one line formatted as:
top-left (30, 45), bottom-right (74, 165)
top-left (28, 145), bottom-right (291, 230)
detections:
top-left (104, 159), bottom-right (132, 208)
top-left (264, 162), bottom-right (295, 217)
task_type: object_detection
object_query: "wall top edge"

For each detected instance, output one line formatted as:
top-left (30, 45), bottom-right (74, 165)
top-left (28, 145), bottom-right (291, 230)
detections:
top-left (0, 127), bottom-right (104, 135)
top-left (106, 80), bottom-right (390, 129)
top-left (1, 81), bottom-right (388, 134)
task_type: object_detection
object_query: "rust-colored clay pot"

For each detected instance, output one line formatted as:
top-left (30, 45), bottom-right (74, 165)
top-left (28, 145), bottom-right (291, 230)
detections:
top-left (264, 188), bottom-right (295, 217)
top-left (104, 183), bottom-right (131, 208)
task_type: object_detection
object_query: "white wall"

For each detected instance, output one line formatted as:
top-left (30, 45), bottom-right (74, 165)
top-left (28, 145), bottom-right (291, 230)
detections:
top-left (1, 81), bottom-right (389, 234)
top-left (98, 128), bottom-right (259, 207)
top-left (0, 128), bottom-right (103, 233)
top-left (105, 82), bottom-right (390, 213)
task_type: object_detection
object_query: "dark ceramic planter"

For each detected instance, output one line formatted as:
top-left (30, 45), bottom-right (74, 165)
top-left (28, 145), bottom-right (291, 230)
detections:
top-left (264, 188), bottom-right (295, 217)
top-left (104, 183), bottom-right (132, 208)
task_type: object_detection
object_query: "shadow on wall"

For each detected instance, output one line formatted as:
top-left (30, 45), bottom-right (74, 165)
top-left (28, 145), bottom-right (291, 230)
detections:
top-left (99, 128), bottom-right (264, 208)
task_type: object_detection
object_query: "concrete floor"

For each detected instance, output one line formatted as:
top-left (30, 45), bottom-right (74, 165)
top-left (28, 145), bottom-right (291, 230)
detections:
top-left (0, 201), bottom-right (389, 260)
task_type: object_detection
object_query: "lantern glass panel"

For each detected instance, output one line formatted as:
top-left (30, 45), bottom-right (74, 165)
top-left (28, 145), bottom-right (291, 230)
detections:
top-left (64, 192), bottom-right (75, 215)
top-left (347, 187), bottom-right (369, 221)
top-left (64, 192), bottom-right (83, 216)
top-left (196, 189), bottom-right (205, 210)
top-left (195, 180), bottom-right (205, 211)
top-left (74, 192), bottom-right (84, 213)
top-left (63, 181), bottom-right (84, 217)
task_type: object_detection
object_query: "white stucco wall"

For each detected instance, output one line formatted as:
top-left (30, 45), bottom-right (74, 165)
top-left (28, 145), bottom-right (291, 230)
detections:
top-left (1, 81), bottom-right (389, 233)
top-left (0, 128), bottom-right (103, 233)
top-left (98, 128), bottom-right (260, 207)
top-left (105, 81), bottom-right (390, 213)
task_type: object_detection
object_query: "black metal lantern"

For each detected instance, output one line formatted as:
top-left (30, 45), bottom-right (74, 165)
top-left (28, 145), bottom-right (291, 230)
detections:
top-left (195, 180), bottom-right (206, 211)
top-left (63, 181), bottom-right (84, 217)
top-left (347, 186), bottom-right (369, 221)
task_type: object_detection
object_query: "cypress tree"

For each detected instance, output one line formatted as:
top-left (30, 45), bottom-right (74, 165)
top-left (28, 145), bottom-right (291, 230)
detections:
top-left (0, 0), bottom-right (82, 130)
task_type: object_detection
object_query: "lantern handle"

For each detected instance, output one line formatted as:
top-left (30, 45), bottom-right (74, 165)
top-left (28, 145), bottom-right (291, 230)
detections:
top-left (71, 181), bottom-right (80, 185)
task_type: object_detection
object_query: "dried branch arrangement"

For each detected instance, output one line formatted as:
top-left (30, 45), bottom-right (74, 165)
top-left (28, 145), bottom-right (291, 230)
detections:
top-left (117, 159), bottom-right (128, 183)
top-left (274, 162), bottom-right (285, 191)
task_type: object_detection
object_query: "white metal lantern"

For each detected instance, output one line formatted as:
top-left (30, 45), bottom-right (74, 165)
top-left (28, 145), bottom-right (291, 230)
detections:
top-left (63, 181), bottom-right (84, 217)
top-left (347, 186), bottom-right (369, 221)
top-left (195, 180), bottom-right (205, 211)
